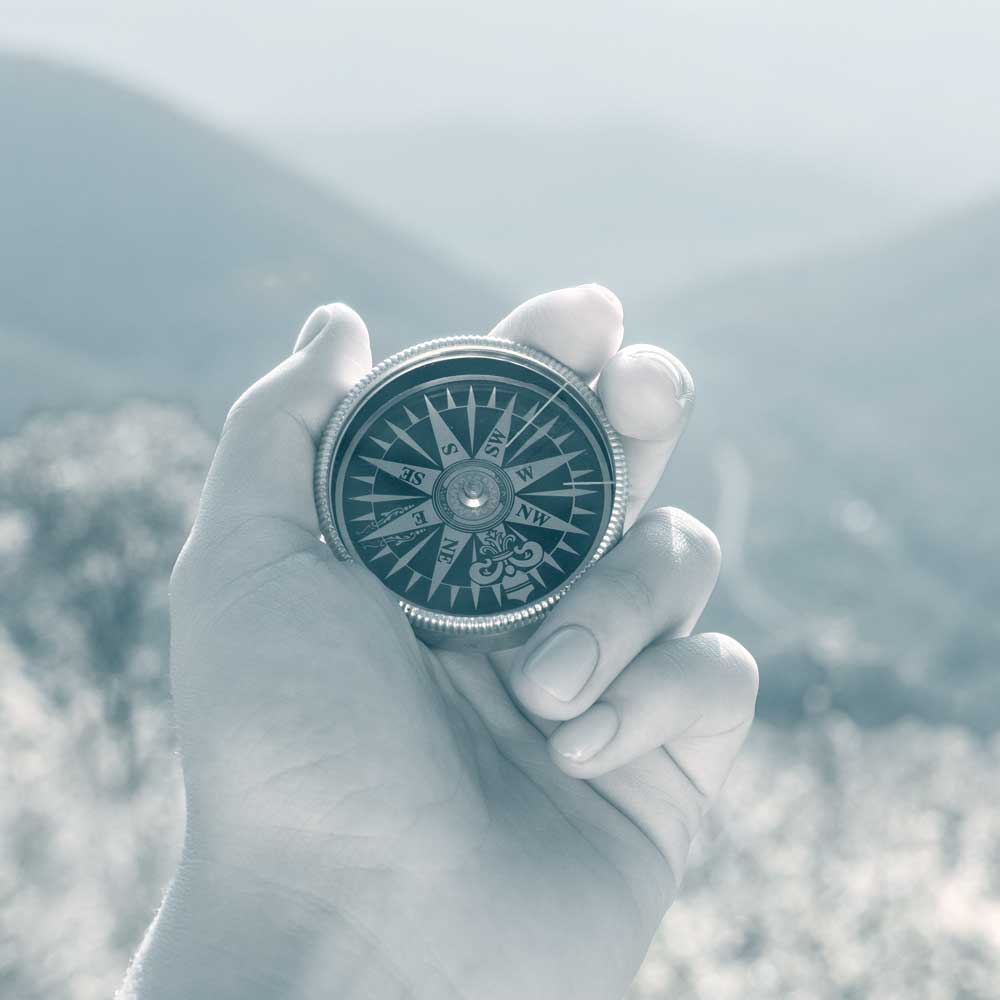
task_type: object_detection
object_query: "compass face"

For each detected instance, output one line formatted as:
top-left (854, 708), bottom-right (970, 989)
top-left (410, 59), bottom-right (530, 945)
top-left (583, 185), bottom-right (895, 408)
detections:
top-left (316, 338), bottom-right (626, 642)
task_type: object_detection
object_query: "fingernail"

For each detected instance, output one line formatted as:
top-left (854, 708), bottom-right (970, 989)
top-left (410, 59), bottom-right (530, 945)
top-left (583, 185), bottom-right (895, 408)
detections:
top-left (521, 626), bottom-right (599, 701)
top-left (294, 305), bottom-right (334, 352)
top-left (630, 346), bottom-right (694, 405)
top-left (551, 703), bottom-right (619, 763)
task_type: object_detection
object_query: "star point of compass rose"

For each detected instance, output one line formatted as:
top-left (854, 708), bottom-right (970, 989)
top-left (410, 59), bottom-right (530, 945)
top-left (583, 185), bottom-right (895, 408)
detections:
top-left (338, 367), bottom-right (613, 617)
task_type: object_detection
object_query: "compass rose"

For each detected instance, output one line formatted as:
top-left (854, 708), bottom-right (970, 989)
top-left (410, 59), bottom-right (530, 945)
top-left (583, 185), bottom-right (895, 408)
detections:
top-left (315, 337), bottom-right (626, 647)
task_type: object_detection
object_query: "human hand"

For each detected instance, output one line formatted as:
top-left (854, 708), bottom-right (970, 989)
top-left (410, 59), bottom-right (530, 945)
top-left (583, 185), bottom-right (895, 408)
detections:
top-left (123, 286), bottom-right (757, 1000)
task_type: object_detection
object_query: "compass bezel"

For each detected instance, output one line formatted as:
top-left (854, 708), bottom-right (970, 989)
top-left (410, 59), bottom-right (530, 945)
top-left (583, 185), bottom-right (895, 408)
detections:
top-left (314, 335), bottom-right (628, 648)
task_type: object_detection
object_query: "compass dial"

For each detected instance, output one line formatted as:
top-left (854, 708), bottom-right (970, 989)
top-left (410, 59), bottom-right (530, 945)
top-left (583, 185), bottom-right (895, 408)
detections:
top-left (315, 337), bottom-right (626, 647)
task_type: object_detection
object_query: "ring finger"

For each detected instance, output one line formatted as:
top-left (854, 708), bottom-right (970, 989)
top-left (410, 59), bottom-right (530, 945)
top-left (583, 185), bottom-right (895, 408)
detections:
top-left (549, 631), bottom-right (759, 787)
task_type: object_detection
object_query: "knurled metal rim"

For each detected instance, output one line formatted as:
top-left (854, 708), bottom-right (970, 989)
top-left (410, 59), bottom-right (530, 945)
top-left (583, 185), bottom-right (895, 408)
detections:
top-left (314, 335), bottom-right (628, 640)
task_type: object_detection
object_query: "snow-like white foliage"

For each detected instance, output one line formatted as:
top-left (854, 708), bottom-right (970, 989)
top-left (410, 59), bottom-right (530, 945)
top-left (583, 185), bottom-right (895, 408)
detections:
top-left (632, 721), bottom-right (1000, 999)
top-left (1, 405), bottom-right (996, 999)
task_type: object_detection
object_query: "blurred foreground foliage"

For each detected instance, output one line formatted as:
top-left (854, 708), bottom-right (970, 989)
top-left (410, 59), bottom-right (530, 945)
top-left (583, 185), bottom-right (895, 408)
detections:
top-left (633, 721), bottom-right (1000, 1000)
top-left (0, 404), bottom-right (206, 997)
top-left (0, 405), bottom-right (997, 999)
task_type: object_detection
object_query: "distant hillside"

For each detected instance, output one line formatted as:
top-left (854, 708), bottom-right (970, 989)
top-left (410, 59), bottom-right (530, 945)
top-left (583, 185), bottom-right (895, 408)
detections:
top-left (638, 201), bottom-right (1000, 729)
top-left (265, 118), bottom-right (925, 302)
top-left (0, 53), bottom-right (504, 429)
top-left (2, 51), bottom-right (995, 731)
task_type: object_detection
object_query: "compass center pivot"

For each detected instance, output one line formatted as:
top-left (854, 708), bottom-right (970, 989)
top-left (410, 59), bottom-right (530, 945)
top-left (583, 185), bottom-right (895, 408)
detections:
top-left (433, 459), bottom-right (514, 532)
top-left (460, 474), bottom-right (487, 506)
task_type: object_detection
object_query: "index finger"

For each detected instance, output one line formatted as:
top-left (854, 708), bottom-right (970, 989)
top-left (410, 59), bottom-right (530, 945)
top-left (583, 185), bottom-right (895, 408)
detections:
top-left (598, 344), bottom-right (695, 527)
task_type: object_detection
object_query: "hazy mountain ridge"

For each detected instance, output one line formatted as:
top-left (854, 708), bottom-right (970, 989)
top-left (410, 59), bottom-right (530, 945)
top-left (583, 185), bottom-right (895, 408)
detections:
top-left (643, 200), bottom-right (1000, 729)
top-left (0, 52), bottom-right (505, 429)
top-left (266, 118), bottom-right (924, 303)
top-left (652, 195), bottom-right (1000, 536)
top-left (3, 52), bottom-right (996, 731)
top-left (1, 32), bottom-right (998, 1000)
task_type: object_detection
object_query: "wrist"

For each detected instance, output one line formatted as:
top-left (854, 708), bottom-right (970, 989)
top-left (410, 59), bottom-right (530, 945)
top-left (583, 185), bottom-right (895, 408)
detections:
top-left (124, 819), bottom-right (557, 1000)
top-left (121, 848), bottom-right (425, 1000)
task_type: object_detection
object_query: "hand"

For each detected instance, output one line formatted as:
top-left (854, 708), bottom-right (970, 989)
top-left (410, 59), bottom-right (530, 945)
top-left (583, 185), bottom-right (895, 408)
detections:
top-left (122, 286), bottom-right (757, 1000)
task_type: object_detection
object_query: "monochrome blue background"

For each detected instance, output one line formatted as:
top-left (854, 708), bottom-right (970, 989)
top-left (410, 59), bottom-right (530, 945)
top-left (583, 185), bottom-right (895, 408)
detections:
top-left (1, 4), bottom-right (997, 997)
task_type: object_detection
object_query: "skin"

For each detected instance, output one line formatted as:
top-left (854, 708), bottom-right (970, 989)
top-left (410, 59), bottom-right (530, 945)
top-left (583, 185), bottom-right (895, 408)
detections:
top-left (120, 285), bottom-right (758, 1000)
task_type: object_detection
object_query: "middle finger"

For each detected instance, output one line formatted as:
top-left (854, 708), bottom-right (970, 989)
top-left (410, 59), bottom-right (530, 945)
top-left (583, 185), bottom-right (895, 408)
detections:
top-left (488, 283), bottom-right (624, 380)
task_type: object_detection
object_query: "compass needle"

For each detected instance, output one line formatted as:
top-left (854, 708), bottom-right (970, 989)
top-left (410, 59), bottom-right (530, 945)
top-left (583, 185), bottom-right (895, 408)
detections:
top-left (522, 487), bottom-right (597, 499)
top-left (505, 379), bottom-right (568, 452)
top-left (504, 416), bottom-right (559, 465)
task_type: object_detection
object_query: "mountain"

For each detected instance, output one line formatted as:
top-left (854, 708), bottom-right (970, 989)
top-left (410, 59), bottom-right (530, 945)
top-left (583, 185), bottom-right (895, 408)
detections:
top-left (0, 53), bottom-right (505, 429)
top-left (3, 51), bottom-right (995, 731)
top-left (262, 118), bottom-right (926, 303)
top-left (636, 200), bottom-right (1000, 730)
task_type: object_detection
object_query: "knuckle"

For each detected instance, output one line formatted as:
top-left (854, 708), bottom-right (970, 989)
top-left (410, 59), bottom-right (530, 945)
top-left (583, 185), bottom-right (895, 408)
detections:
top-left (661, 507), bottom-right (721, 573)
top-left (222, 381), bottom-right (312, 459)
top-left (222, 382), bottom-right (265, 438)
top-left (222, 362), bottom-right (296, 438)
top-left (599, 564), bottom-right (656, 616)
top-left (268, 546), bottom-right (330, 578)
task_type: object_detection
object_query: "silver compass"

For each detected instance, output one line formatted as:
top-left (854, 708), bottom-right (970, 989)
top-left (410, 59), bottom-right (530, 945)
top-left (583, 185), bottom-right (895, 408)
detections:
top-left (314, 336), bottom-right (627, 650)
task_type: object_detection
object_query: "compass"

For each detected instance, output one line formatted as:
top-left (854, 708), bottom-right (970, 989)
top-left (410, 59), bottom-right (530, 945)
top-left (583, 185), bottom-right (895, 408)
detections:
top-left (314, 336), bottom-right (627, 649)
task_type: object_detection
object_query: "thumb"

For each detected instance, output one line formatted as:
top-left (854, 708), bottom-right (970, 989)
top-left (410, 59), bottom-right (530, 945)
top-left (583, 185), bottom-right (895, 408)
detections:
top-left (175, 304), bottom-right (372, 592)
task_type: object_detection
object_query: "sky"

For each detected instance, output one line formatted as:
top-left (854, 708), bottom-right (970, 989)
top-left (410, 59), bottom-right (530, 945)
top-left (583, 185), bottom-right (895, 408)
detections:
top-left (5, 1), bottom-right (1000, 205)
